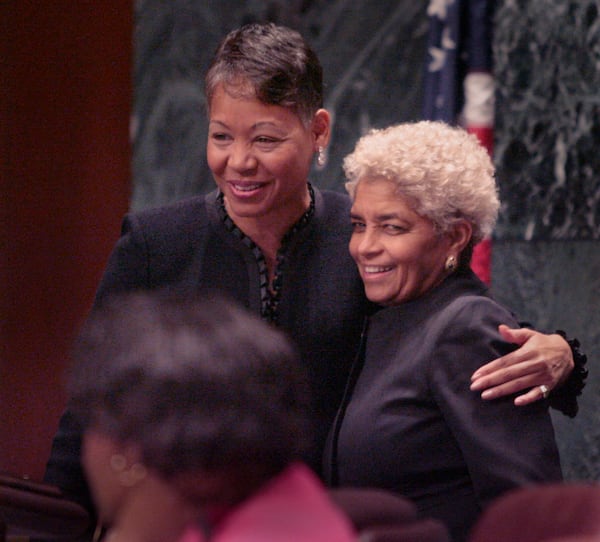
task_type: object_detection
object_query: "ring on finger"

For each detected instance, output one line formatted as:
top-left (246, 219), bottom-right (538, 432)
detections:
top-left (540, 384), bottom-right (550, 399)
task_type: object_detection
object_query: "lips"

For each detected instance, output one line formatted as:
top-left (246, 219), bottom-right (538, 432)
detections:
top-left (230, 182), bottom-right (263, 192)
top-left (363, 265), bottom-right (393, 274)
top-left (227, 181), bottom-right (267, 198)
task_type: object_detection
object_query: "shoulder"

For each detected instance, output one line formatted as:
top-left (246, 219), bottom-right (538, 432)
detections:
top-left (376, 273), bottom-right (517, 335)
top-left (437, 293), bottom-right (518, 334)
top-left (420, 279), bottom-right (521, 374)
top-left (420, 272), bottom-right (517, 331)
top-left (311, 187), bottom-right (353, 244)
top-left (128, 194), bottom-right (211, 230)
top-left (105, 194), bottom-right (220, 283)
top-left (386, 274), bottom-right (522, 365)
top-left (313, 187), bottom-right (351, 220)
top-left (121, 194), bottom-right (217, 251)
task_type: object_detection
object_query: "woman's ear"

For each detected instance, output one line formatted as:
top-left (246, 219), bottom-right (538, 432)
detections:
top-left (312, 108), bottom-right (331, 148)
top-left (448, 219), bottom-right (473, 255)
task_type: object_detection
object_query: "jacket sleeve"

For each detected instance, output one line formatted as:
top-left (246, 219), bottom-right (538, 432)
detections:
top-left (43, 213), bottom-right (149, 515)
top-left (94, 213), bottom-right (152, 303)
top-left (43, 408), bottom-right (94, 512)
top-left (428, 297), bottom-right (563, 508)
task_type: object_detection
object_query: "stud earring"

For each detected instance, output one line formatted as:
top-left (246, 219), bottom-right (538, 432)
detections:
top-left (110, 454), bottom-right (148, 487)
top-left (316, 146), bottom-right (326, 167)
top-left (445, 255), bottom-right (457, 272)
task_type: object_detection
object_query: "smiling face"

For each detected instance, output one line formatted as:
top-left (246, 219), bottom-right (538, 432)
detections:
top-left (349, 179), bottom-right (455, 307)
top-left (207, 84), bottom-right (329, 235)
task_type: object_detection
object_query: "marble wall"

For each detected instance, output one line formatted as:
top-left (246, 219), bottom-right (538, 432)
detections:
top-left (493, 0), bottom-right (600, 241)
top-left (492, 1), bottom-right (600, 479)
top-left (131, 0), bottom-right (428, 210)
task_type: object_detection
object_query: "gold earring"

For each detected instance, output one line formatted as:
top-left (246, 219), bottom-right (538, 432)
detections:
top-left (316, 146), bottom-right (326, 167)
top-left (445, 255), bottom-right (457, 272)
top-left (110, 454), bottom-right (147, 487)
top-left (119, 463), bottom-right (147, 487)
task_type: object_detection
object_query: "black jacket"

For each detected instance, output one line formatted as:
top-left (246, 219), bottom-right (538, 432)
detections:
top-left (44, 187), bottom-right (369, 511)
top-left (324, 271), bottom-right (562, 542)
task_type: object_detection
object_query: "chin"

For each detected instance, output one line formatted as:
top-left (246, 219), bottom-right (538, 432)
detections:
top-left (364, 290), bottom-right (389, 306)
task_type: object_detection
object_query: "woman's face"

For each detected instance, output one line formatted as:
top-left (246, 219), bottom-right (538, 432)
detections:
top-left (349, 179), bottom-right (453, 306)
top-left (207, 85), bottom-right (327, 230)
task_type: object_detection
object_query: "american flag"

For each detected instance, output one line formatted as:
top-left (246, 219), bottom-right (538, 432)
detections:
top-left (423, 0), bottom-right (495, 284)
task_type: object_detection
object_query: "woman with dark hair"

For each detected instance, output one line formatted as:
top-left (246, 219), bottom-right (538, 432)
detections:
top-left (70, 292), bottom-right (356, 542)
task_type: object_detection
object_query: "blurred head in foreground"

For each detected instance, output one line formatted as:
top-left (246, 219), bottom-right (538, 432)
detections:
top-left (68, 292), bottom-right (312, 538)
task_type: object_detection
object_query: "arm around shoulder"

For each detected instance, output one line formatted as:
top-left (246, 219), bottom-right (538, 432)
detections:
top-left (548, 330), bottom-right (588, 417)
top-left (470, 325), bottom-right (588, 416)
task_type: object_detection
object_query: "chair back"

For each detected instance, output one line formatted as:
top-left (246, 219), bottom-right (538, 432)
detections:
top-left (329, 487), bottom-right (449, 542)
top-left (360, 519), bottom-right (450, 542)
top-left (0, 471), bottom-right (90, 540)
top-left (469, 483), bottom-right (600, 542)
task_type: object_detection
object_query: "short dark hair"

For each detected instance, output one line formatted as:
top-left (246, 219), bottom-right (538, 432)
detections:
top-left (205, 22), bottom-right (323, 123)
top-left (68, 292), bottom-right (312, 481)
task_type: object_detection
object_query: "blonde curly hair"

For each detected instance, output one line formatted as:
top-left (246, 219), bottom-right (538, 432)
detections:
top-left (344, 121), bottom-right (499, 245)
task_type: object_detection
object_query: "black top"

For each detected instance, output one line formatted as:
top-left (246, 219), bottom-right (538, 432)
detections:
top-left (324, 271), bottom-right (563, 542)
top-left (44, 187), bottom-right (369, 511)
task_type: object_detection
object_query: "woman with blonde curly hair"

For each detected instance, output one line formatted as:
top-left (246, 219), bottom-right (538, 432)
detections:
top-left (324, 121), bottom-right (562, 542)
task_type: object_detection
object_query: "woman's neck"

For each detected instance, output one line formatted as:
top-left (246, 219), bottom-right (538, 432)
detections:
top-left (224, 187), bottom-right (311, 279)
top-left (107, 475), bottom-right (200, 542)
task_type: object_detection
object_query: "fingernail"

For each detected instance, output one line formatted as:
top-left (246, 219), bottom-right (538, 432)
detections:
top-left (481, 390), bottom-right (493, 399)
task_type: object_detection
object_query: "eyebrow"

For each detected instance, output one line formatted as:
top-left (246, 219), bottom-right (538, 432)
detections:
top-left (208, 120), bottom-right (280, 130)
top-left (350, 211), bottom-right (401, 221)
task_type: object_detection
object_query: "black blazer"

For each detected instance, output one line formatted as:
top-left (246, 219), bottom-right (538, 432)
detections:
top-left (325, 271), bottom-right (562, 542)
top-left (45, 187), bottom-right (369, 509)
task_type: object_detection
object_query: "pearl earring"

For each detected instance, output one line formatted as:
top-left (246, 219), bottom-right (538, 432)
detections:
top-left (316, 146), bottom-right (326, 167)
top-left (110, 454), bottom-right (148, 487)
top-left (445, 255), bottom-right (457, 272)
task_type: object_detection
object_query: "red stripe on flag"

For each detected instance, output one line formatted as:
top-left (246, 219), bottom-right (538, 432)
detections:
top-left (467, 125), bottom-right (494, 284)
top-left (471, 238), bottom-right (492, 285)
top-left (467, 125), bottom-right (493, 155)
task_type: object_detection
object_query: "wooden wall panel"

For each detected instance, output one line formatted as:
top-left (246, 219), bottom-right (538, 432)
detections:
top-left (0, 2), bottom-right (132, 479)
